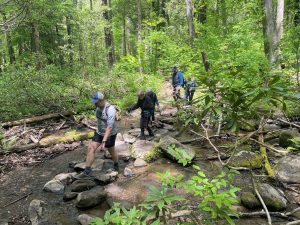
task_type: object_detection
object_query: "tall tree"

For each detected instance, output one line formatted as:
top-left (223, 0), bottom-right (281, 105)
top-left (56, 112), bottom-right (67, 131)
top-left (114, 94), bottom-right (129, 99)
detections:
top-left (185, 0), bottom-right (195, 42)
top-left (263, 0), bottom-right (285, 65)
top-left (137, 0), bottom-right (143, 73)
top-left (1, 12), bottom-right (15, 64)
top-left (102, 0), bottom-right (115, 67)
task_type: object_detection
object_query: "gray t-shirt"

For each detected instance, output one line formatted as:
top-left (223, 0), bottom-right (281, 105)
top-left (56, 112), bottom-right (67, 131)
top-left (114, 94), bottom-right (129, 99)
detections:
top-left (96, 103), bottom-right (117, 136)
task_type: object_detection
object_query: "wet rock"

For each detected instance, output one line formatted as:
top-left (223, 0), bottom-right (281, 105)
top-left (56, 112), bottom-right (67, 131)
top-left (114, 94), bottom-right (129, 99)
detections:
top-left (77, 214), bottom-right (94, 225)
top-left (63, 189), bottom-right (78, 201)
top-left (105, 184), bottom-right (134, 209)
top-left (279, 129), bottom-right (300, 148)
top-left (241, 192), bottom-right (261, 209)
top-left (28, 200), bottom-right (48, 225)
top-left (74, 158), bottom-right (104, 172)
top-left (123, 133), bottom-right (136, 144)
top-left (240, 120), bottom-right (258, 132)
top-left (124, 167), bottom-right (133, 177)
top-left (134, 158), bottom-right (147, 167)
top-left (158, 136), bottom-right (195, 165)
top-left (69, 180), bottom-right (97, 192)
top-left (92, 171), bottom-right (118, 184)
top-left (54, 172), bottom-right (75, 185)
top-left (131, 140), bottom-right (156, 160)
top-left (161, 107), bottom-right (177, 117)
top-left (275, 156), bottom-right (300, 184)
top-left (228, 151), bottom-right (263, 169)
top-left (263, 123), bottom-right (281, 132)
top-left (115, 141), bottom-right (131, 159)
top-left (128, 128), bottom-right (141, 137)
top-left (76, 186), bottom-right (107, 208)
top-left (258, 183), bottom-right (287, 211)
top-left (43, 179), bottom-right (64, 193)
top-left (102, 159), bottom-right (115, 171)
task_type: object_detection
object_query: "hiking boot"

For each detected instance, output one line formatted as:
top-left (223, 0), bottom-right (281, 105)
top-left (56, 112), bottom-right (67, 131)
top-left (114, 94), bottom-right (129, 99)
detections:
top-left (113, 162), bottom-right (119, 172)
top-left (147, 128), bottom-right (154, 137)
top-left (72, 172), bottom-right (93, 180)
top-left (139, 135), bottom-right (146, 140)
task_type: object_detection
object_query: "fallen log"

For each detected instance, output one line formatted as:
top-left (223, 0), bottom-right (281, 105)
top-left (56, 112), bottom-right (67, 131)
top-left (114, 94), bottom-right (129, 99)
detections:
top-left (1, 129), bottom-right (94, 155)
top-left (259, 134), bottom-right (275, 178)
top-left (1, 111), bottom-right (74, 128)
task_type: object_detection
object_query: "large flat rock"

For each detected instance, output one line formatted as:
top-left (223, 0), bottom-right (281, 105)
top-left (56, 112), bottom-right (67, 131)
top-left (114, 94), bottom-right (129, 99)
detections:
top-left (275, 156), bottom-right (300, 184)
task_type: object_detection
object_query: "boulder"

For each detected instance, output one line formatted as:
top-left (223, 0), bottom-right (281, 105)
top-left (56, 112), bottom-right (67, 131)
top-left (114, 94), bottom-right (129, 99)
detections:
top-left (275, 156), bottom-right (300, 184)
top-left (78, 214), bottom-right (94, 225)
top-left (128, 128), bottom-right (141, 137)
top-left (279, 129), bottom-right (300, 148)
top-left (241, 192), bottom-right (261, 209)
top-left (115, 141), bottom-right (131, 159)
top-left (28, 200), bottom-right (48, 225)
top-left (123, 133), bottom-right (136, 144)
top-left (43, 179), bottom-right (64, 193)
top-left (69, 180), bottom-right (97, 192)
top-left (124, 167), bottom-right (134, 177)
top-left (158, 136), bottom-right (195, 166)
top-left (54, 173), bottom-right (76, 185)
top-left (131, 140), bottom-right (156, 160)
top-left (63, 189), bottom-right (78, 201)
top-left (74, 158), bottom-right (104, 172)
top-left (263, 123), bottom-right (281, 132)
top-left (258, 183), bottom-right (287, 211)
top-left (76, 186), bottom-right (107, 208)
top-left (134, 158), bottom-right (147, 167)
top-left (105, 184), bottom-right (134, 209)
top-left (240, 120), bottom-right (258, 132)
top-left (102, 159), bottom-right (115, 171)
top-left (228, 151), bottom-right (263, 169)
top-left (92, 171), bottom-right (118, 184)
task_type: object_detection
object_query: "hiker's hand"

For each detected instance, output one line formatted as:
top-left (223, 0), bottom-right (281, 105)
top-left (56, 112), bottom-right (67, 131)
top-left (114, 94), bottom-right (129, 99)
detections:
top-left (99, 142), bottom-right (106, 151)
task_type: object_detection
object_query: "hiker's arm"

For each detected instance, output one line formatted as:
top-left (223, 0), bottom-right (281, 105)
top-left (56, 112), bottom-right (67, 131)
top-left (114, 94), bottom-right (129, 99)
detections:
top-left (128, 100), bottom-right (140, 112)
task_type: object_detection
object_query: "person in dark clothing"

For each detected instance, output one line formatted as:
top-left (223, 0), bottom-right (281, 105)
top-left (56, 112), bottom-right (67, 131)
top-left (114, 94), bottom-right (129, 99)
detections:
top-left (184, 77), bottom-right (198, 103)
top-left (146, 88), bottom-right (161, 122)
top-left (128, 90), bottom-right (154, 140)
top-left (172, 66), bottom-right (185, 101)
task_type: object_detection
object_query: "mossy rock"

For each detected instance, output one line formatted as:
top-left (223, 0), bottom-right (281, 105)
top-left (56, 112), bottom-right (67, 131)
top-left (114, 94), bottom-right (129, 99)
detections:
top-left (228, 151), bottom-right (263, 169)
top-left (240, 120), bottom-right (258, 132)
top-left (241, 192), bottom-right (261, 209)
top-left (258, 183), bottom-right (287, 211)
top-left (279, 129), bottom-right (300, 148)
top-left (158, 136), bottom-right (195, 166)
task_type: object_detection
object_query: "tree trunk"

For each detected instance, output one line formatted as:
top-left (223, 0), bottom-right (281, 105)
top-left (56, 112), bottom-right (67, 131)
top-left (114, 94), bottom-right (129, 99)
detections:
top-left (2, 12), bottom-right (15, 64)
top-left (31, 21), bottom-right (42, 68)
top-left (55, 25), bottom-right (64, 66)
top-left (263, 0), bottom-right (285, 65)
top-left (126, 17), bottom-right (131, 54)
top-left (66, 15), bottom-right (73, 64)
top-left (90, 0), bottom-right (96, 66)
top-left (274, 0), bottom-right (284, 63)
top-left (185, 0), bottom-right (195, 42)
top-left (122, 13), bottom-right (127, 56)
top-left (220, 0), bottom-right (227, 34)
top-left (195, 0), bottom-right (207, 23)
top-left (137, 0), bottom-right (143, 73)
top-left (161, 0), bottom-right (169, 25)
top-left (102, 0), bottom-right (115, 67)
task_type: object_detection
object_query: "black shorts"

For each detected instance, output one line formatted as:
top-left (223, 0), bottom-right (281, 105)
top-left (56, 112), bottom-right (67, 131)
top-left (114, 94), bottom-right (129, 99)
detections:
top-left (92, 132), bottom-right (117, 148)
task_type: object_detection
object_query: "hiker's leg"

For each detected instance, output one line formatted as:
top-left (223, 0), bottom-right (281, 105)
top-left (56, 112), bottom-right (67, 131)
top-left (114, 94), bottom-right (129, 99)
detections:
top-left (108, 146), bottom-right (118, 163)
top-left (140, 116), bottom-right (146, 139)
top-left (189, 91), bottom-right (195, 102)
top-left (146, 116), bottom-right (154, 136)
top-left (172, 87), bottom-right (177, 101)
top-left (86, 141), bottom-right (101, 167)
top-left (106, 134), bottom-right (118, 163)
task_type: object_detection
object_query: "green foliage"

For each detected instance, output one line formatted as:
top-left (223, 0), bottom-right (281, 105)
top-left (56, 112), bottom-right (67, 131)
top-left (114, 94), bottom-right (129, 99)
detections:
top-left (286, 137), bottom-right (300, 152)
top-left (181, 166), bottom-right (240, 225)
top-left (166, 144), bottom-right (193, 166)
top-left (91, 168), bottom-right (240, 225)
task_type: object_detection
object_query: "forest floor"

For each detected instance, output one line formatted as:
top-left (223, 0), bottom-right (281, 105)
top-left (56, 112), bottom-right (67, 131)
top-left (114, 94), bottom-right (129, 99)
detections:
top-left (0, 81), bottom-right (298, 225)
